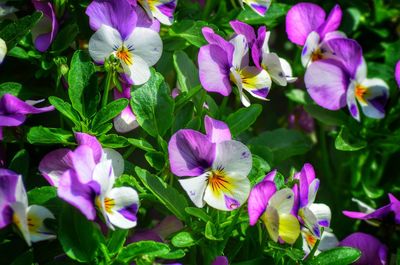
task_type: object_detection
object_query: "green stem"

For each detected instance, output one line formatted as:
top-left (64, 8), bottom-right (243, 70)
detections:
top-left (101, 71), bottom-right (113, 108)
top-left (202, 0), bottom-right (216, 19)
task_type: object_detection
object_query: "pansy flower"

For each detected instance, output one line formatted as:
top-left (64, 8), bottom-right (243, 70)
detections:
top-left (305, 38), bottom-right (389, 121)
top-left (0, 37), bottom-right (6, 64)
top-left (31, 0), bottom-right (59, 52)
top-left (339, 232), bottom-right (388, 265)
top-left (230, 20), bottom-right (296, 86)
top-left (292, 163), bottom-right (331, 238)
top-left (168, 115), bottom-right (252, 211)
top-left (113, 83), bottom-right (139, 133)
top-left (198, 27), bottom-right (270, 107)
top-left (0, 169), bottom-right (56, 246)
top-left (396, 60), bottom-right (400, 88)
top-left (248, 171), bottom-right (300, 244)
top-left (343, 193), bottom-right (400, 226)
top-left (239, 0), bottom-right (271, 16)
top-left (301, 228), bottom-right (338, 257)
top-left (0, 94), bottom-right (54, 140)
top-left (87, 0), bottom-right (163, 85)
top-left (39, 132), bottom-right (139, 229)
top-left (286, 3), bottom-right (345, 67)
top-left (131, 0), bottom-right (177, 26)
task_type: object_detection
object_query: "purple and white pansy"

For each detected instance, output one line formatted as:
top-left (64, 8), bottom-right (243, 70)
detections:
top-left (31, 0), bottom-right (59, 52)
top-left (239, 0), bottom-right (271, 17)
top-left (292, 163), bottom-right (331, 239)
top-left (198, 26), bottom-right (271, 107)
top-left (0, 94), bottom-right (54, 140)
top-left (0, 169), bottom-right (56, 246)
top-left (231, 20), bottom-right (297, 86)
top-left (286, 3), bottom-right (345, 67)
top-left (87, 0), bottom-right (163, 85)
top-left (39, 133), bottom-right (139, 229)
top-left (247, 170), bottom-right (300, 244)
top-left (168, 116), bottom-right (251, 211)
top-left (305, 38), bottom-right (389, 121)
top-left (134, 0), bottom-right (177, 26)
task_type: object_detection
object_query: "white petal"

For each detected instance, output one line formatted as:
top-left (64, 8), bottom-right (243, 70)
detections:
top-left (307, 178), bottom-right (320, 207)
top-left (347, 81), bottom-right (360, 121)
top-left (359, 78), bottom-right (389, 119)
top-left (92, 160), bottom-right (115, 196)
top-left (262, 53), bottom-right (287, 86)
top-left (239, 66), bottom-right (271, 101)
top-left (26, 205), bottom-right (56, 243)
top-left (89, 25), bottom-right (121, 63)
top-left (11, 202), bottom-right (30, 245)
top-left (268, 188), bottom-right (294, 214)
top-left (309, 203), bottom-right (332, 228)
top-left (113, 108), bottom-right (139, 133)
top-left (351, 198), bottom-right (375, 214)
top-left (0, 38), bottom-right (6, 64)
top-left (107, 187), bottom-right (139, 229)
top-left (123, 55), bottom-right (151, 85)
top-left (150, 1), bottom-right (176, 25)
top-left (263, 206), bottom-right (279, 242)
top-left (15, 174), bottom-right (28, 207)
top-left (178, 174), bottom-right (208, 208)
top-left (230, 68), bottom-right (251, 107)
top-left (262, 31), bottom-right (271, 54)
top-left (124, 27), bottom-right (162, 67)
top-left (355, 57), bottom-right (367, 82)
top-left (301, 31), bottom-right (320, 67)
top-left (279, 57), bottom-right (297, 83)
top-left (138, 0), bottom-right (154, 19)
top-left (300, 207), bottom-right (321, 238)
top-left (212, 140), bottom-right (252, 177)
top-left (318, 231), bottom-right (339, 251)
top-left (102, 148), bottom-right (125, 178)
top-left (230, 34), bottom-right (249, 69)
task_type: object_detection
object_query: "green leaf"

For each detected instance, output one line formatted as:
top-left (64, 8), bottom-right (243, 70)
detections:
top-left (9, 149), bottom-right (29, 178)
top-left (237, 3), bottom-right (290, 28)
top-left (27, 186), bottom-right (57, 205)
top-left (309, 247), bottom-right (361, 265)
top-left (226, 104), bottom-right (262, 136)
top-left (92, 98), bottom-right (129, 129)
top-left (145, 151), bottom-right (165, 170)
top-left (173, 50), bottom-right (200, 93)
top-left (132, 69), bottom-right (175, 137)
top-left (0, 82), bottom-right (23, 97)
top-left (171, 231), bottom-right (196, 248)
top-left (185, 207), bottom-right (211, 222)
top-left (158, 249), bottom-right (186, 260)
top-left (248, 155), bottom-right (271, 185)
top-left (52, 23), bottom-right (79, 52)
top-left (117, 241), bottom-right (170, 263)
top-left (49, 96), bottom-right (81, 127)
top-left (304, 104), bottom-right (348, 126)
top-left (249, 128), bottom-right (312, 164)
top-left (68, 50), bottom-right (99, 118)
top-left (169, 20), bottom-right (218, 47)
top-left (285, 89), bottom-right (313, 105)
top-left (135, 167), bottom-right (188, 221)
top-left (173, 102), bottom-right (194, 133)
top-left (0, 12), bottom-right (42, 49)
top-left (27, 126), bottom-right (75, 145)
top-left (58, 204), bottom-right (102, 262)
top-left (99, 134), bottom-right (130, 148)
top-left (127, 138), bottom-right (156, 152)
top-left (205, 221), bottom-right (222, 241)
top-left (107, 229), bottom-right (128, 255)
top-left (335, 126), bottom-right (367, 151)
top-left (10, 250), bottom-right (33, 265)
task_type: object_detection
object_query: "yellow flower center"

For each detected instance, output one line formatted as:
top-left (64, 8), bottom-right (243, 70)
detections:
top-left (311, 48), bottom-right (324, 62)
top-left (96, 196), bottom-right (115, 214)
top-left (355, 84), bottom-right (369, 104)
top-left (116, 45), bottom-right (133, 66)
top-left (208, 169), bottom-right (233, 196)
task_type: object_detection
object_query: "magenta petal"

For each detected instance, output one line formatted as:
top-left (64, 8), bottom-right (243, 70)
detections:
top-left (305, 59), bottom-right (348, 110)
top-left (317, 4), bottom-right (342, 39)
top-left (0, 94), bottom-right (54, 115)
top-left (395, 61), bottom-right (400, 88)
top-left (342, 210), bottom-right (369, 219)
top-left (204, 115), bottom-right (231, 143)
top-left (74, 133), bottom-right (103, 163)
top-left (86, 0), bottom-right (137, 39)
top-left (39, 148), bottom-right (73, 186)
top-left (230, 20), bottom-right (256, 45)
top-left (168, 129), bottom-right (216, 177)
top-left (198, 44), bottom-right (232, 96)
top-left (69, 145), bottom-right (96, 183)
top-left (0, 169), bottom-right (20, 228)
top-left (262, 169), bottom-right (277, 182)
top-left (0, 114), bottom-right (26, 127)
top-left (32, 0), bottom-right (59, 52)
top-left (251, 27), bottom-right (266, 69)
top-left (202, 27), bottom-right (234, 62)
top-left (301, 163), bottom-right (316, 183)
top-left (135, 5), bottom-right (160, 32)
top-left (58, 169), bottom-right (97, 220)
top-left (248, 180), bottom-right (277, 225)
top-left (286, 3), bottom-right (326, 46)
top-left (212, 256), bottom-right (229, 265)
top-left (325, 38), bottom-right (363, 77)
top-left (339, 232), bottom-right (388, 265)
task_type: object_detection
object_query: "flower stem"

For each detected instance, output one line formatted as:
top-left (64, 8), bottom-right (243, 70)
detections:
top-left (101, 71), bottom-right (113, 108)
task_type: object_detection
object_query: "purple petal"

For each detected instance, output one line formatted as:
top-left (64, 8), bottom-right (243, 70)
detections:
top-left (74, 133), bottom-right (103, 163)
top-left (168, 129), bottom-right (216, 177)
top-left (58, 169), bottom-right (97, 220)
top-left (39, 148), bottom-right (73, 186)
top-left (301, 163), bottom-right (316, 183)
top-left (0, 114), bottom-right (26, 127)
top-left (204, 115), bottom-right (231, 143)
top-left (212, 256), bottom-right (229, 265)
top-left (342, 210), bottom-right (369, 219)
top-left (339, 232), bottom-right (388, 265)
top-left (325, 38), bottom-right (363, 77)
top-left (134, 5), bottom-right (160, 32)
top-left (69, 145), bottom-right (96, 183)
top-left (118, 203), bottom-right (138, 222)
top-left (32, 0), bottom-right (59, 52)
top-left (396, 61), bottom-right (400, 88)
top-left (317, 4), bottom-right (342, 39)
top-left (230, 20), bottom-right (256, 45)
top-left (198, 44), bottom-right (232, 96)
top-left (286, 3), bottom-right (326, 46)
top-left (305, 59), bottom-right (348, 110)
top-left (86, 0), bottom-right (137, 40)
top-left (202, 27), bottom-right (234, 62)
top-left (0, 94), bottom-right (54, 115)
top-left (251, 26), bottom-right (266, 69)
top-left (224, 195), bottom-right (241, 210)
top-left (262, 169), bottom-right (277, 182)
top-left (0, 169), bottom-right (20, 228)
top-left (248, 180), bottom-right (277, 225)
